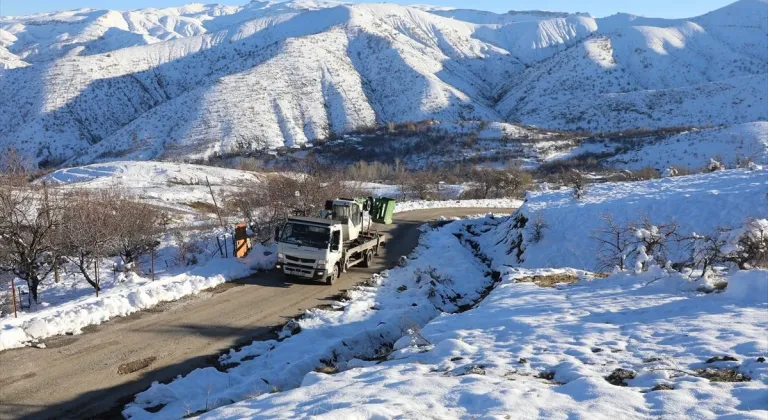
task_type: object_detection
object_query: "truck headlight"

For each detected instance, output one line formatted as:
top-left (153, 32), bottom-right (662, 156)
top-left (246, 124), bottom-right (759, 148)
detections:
top-left (277, 253), bottom-right (285, 262)
top-left (316, 259), bottom-right (327, 268)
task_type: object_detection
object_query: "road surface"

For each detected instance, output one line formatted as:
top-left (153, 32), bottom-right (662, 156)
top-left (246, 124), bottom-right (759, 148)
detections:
top-left (0, 208), bottom-right (513, 420)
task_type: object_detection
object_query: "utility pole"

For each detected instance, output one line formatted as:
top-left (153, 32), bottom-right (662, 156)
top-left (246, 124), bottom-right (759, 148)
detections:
top-left (206, 176), bottom-right (225, 228)
top-left (43, 182), bottom-right (61, 283)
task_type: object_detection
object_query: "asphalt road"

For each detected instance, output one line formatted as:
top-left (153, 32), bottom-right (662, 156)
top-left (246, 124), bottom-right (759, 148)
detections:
top-left (0, 207), bottom-right (512, 420)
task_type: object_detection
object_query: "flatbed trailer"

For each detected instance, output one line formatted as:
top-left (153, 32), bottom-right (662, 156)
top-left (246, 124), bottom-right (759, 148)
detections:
top-left (340, 231), bottom-right (384, 272)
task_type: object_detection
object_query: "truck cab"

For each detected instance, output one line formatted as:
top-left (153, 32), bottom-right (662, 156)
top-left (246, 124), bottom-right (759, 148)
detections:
top-left (276, 213), bottom-right (383, 285)
top-left (276, 217), bottom-right (344, 284)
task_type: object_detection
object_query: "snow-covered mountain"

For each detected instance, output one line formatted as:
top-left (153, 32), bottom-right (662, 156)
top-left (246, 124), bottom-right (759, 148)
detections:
top-left (0, 0), bottom-right (766, 165)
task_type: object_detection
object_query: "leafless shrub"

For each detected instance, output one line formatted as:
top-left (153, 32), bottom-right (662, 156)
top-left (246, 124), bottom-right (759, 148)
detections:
top-left (530, 212), bottom-right (548, 243)
top-left (689, 219), bottom-right (768, 276)
top-left (558, 170), bottom-right (587, 199)
top-left (172, 231), bottom-right (201, 266)
top-left (688, 230), bottom-right (728, 277)
top-left (591, 214), bottom-right (634, 272)
top-left (632, 217), bottom-right (681, 270)
top-left (398, 171), bottom-right (440, 200)
top-left (591, 215), bottom-right (681, 272)
top-left (731, 219), bottom-right (768, 269)
top-left (344, 160), bottom-right (405, 182)
top-left (621, 166), bottom-right (660, 181)
top-left (461, 167), bottom-right (533, 199)
top-left (707, 157), bottom-right (726, 172)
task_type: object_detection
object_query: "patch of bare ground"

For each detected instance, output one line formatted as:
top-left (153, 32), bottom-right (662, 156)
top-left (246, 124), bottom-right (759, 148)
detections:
top-left (516, 273), bottom-right (580, 287)
top-left (117, 356), bottom-right (158, 375)
top-left (185, 201), bottom-right (219, 214)
top-left (210, 282), bottom-right (244, 295)
top-left (696, 368), bottom-right (751, 382)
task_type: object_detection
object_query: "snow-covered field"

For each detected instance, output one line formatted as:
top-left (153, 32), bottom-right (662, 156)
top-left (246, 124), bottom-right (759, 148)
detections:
top-left (43, 161), bottom-right (262, 217)
top-left (119, 168), bottom-right (767, 419)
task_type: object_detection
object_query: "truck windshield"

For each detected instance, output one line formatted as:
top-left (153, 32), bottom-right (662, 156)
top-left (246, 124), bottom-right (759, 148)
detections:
top-left (279, 223), bottom-right (330, 249)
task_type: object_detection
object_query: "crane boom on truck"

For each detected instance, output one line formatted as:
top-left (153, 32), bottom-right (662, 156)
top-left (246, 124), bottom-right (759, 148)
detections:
top-left (275, 197), bottom-right (394, 285)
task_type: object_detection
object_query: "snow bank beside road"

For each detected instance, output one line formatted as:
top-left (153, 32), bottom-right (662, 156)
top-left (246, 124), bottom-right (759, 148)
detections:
top-left (124, 217), bottom-right (496, 419)
top-left (0, 243), bottom-right (276, 352)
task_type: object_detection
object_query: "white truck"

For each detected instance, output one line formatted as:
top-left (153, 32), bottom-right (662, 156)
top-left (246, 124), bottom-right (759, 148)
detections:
top-left (275, 199), bottom-right (385, 285)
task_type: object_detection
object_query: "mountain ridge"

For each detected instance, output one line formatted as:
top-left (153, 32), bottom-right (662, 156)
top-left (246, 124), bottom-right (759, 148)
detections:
top-left (0, 0), bottom-right (765, 166)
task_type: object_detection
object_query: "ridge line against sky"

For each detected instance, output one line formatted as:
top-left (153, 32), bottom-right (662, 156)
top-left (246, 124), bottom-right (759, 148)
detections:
top-left (0, 0), bottom-right (740, 20)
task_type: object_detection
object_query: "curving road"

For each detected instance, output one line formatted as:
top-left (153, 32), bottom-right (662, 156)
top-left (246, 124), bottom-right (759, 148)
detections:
top-left (0, 208), bottom-right (513, 420)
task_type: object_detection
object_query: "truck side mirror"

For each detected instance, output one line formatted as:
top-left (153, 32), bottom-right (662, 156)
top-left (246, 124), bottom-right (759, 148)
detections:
top-left (274, 226), bottom-right (280, 242)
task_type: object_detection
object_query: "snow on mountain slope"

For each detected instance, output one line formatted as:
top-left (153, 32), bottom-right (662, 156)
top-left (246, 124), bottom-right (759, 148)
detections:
top-left (605, 122), bottom-right (768, 170)
top-left (497, 1), bottom-right (768, 131)
top-left (0, 0), bottom-right (766, 165)
top-left (694, 0), bottom-right (768, 61)
top-left (473, 15), bottom-right (597, 64)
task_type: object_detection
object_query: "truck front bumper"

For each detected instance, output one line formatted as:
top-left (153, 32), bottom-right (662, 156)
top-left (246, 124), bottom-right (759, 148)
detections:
top-left (276, 263), bottom-right (325, 280)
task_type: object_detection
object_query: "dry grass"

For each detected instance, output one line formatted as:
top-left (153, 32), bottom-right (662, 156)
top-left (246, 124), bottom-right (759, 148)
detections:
top-left (314, 365), bottom-right (338, 374)
top-left (696, 368), bottom-right (751, 382)
top-left (516, 273), bottom-right (581, 287)
top-left (185, 201), bottom-right (219, 214)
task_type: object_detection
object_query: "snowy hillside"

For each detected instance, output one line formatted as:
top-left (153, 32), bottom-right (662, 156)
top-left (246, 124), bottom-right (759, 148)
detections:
top-left (122, 168), bottom-right (768, 418)
top-left (42, 161), bottom-right (263, 216)
top-left (0, 0), bottom-right (766, 165)
top-left (482, 168), bottom-right (768, 271)
top-left (605, 122), bottom-right (768, 170)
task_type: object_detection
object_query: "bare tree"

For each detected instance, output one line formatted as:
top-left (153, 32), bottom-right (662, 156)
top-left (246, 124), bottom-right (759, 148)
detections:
top-left (690, 218), bottom-right (768, 275)
top-left (226, 158), bottom-right (362, 241)
top-left (399, 171), bottom-right (438, 200)
top-left (55, 190), bottom-right (118, 295)
top-left (530, 212), bottom-right (548, 243)
top-left (559, 169), bottom-right (587, 199)
top-left (591, 214), bottom-right (634, 272)
top-left (0, 152), bottom-right (62, 302)
top-left (729, 218), bottom-right (768, 269)
top-left (111, 195), bottom-right (163, 266)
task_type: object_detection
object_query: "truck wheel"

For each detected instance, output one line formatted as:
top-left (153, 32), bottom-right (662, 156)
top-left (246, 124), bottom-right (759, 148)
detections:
top-left (362, 250), bottom-right (373, 268)
top-left (326, 264), bottom-right (339, 285)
